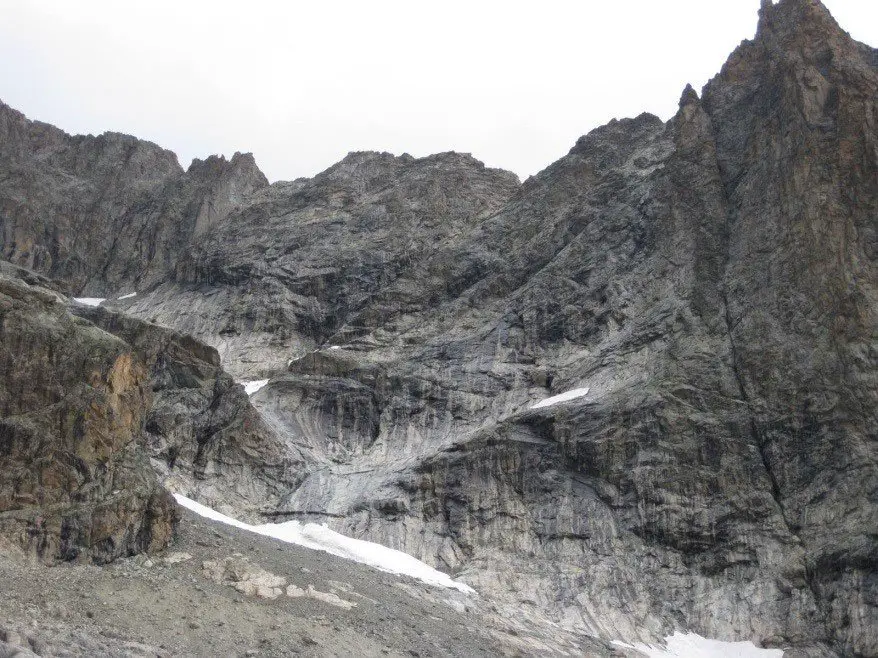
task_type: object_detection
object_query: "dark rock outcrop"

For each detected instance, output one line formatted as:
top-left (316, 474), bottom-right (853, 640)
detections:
top-left (0, 261), bottom-right (301, 562)
top-left (70, 304), bottom-right (308, 520)
top-left (0, 272), bottom-right (177, 563)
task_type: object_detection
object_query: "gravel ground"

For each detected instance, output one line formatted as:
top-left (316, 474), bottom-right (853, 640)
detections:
top-left (0, 509), bottom-right (614, 657)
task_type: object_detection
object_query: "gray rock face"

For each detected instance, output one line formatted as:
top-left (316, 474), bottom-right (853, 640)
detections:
top-left (122, 149), bottom-right (520, 378)
top-left (0, 101), bottom-right (267, 294)
top-left (0, 0), bottom-right (875, 655)
top-left (69, 304), bottom-right (308, 520)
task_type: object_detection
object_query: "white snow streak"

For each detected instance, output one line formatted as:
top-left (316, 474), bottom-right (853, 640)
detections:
top-left (174, 494), bottom-right (475, 594)
top-left (612, 632), bottom-right (783, 658)
top-left (240, 379), bottom-right (269, 395)
top-left (117, 292), bottom-right (137, 300)
top-left (73, 297), bottom-right (105, 307)
top-left (530, 387), bottom-right (590, 409)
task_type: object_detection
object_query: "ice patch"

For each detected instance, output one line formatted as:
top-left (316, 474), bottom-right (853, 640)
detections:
top-left (240, 379), bottom-right (269, 395)
top-left (173, 494), bottom-right (475, 594)
top-left (117, 292), bottom-right (137, 300)
top-left (73, 297), bottom-right (105, 307)
top-left (530, 387), bottom-right (590, 409)
top-left (612, 632), bottom-right (783, 657)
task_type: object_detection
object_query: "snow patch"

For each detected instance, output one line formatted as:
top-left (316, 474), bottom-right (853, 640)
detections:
top-left (173, 494), bottom-right (475, 594)
top-left (117, 292), bottom-right (137, 300)
top-left (239, 379), bottom-right (269, 396)
top-left (612, 632), bottom-right (783, 657)
top-left (530, 387), bottom-right (590, 409)
top-left (73, 297), bottom-right (105, 307)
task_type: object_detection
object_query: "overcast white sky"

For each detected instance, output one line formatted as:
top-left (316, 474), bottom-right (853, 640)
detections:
top-left (1, 1), bottom-right (876, 182)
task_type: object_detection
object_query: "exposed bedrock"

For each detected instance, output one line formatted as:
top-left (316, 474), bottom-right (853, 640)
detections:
top-left (0, 273), bottom-right (177, 563)
top-left (68, 304), bottom-right (308, 521)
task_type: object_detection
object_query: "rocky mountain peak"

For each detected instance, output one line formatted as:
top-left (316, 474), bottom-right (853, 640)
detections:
top-left (678, 83), bottom-right (700, 108)
top-left (756, 0), bottom-right (846, 47)
top-left (72, 131), bottom-right (183, 184)
top-left (312, 150), bottom-right (411, 189)
top-left (187, 151), bottom-right (265, 180)
top-left (188, 151), bottom-right (269, 235)
top-left (315, 149), bottom-right (519, 190)
top-left (707, 0), bottom-right (867, 103)
top-left (566, 111), bottom-right (665, 169)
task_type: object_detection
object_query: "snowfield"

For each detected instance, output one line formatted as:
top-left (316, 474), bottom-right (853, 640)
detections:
top-left (530, 387), bottom-right (590, 409)
top-left (174, 494), bottom-right (476, 594)
top-left (239, 379), bottom-right (269, 395)
top-left (117, 292), bottom-right (137, 300)
top-left (72, 297), bottom-right (105, 307)
top-left (613, 632), bottom-right (784, 657)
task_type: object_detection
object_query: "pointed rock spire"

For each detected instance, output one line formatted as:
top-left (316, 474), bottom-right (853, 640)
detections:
top-left (678, 84), bottom-right (700, 109)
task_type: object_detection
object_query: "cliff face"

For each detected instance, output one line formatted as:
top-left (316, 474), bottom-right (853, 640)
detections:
top-left (0, 0), bottom-right (875, 654)
top-left (120, 149), bottom-right (521, 378)
top-left (0, 103), bottom-right (267, 294)
top-left (700, 2), bottom-right (878, 653)
top-left (0, 261), bottom-right (302, 564)
top-left (0, 271), bottom-right (177, 563)
top-left (69, 304), bottom-right (308, 520)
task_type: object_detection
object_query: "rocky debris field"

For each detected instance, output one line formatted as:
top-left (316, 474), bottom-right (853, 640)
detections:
top-left (0, 508), bottom-right (615, 657)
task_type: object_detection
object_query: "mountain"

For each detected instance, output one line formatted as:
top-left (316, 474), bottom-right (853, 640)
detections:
top-left (1, 0), bottom-right (876, 656)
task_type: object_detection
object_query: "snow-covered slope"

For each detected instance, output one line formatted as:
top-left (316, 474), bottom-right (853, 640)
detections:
top-left (614, 632), bottom-right (783, 657)
top-left (174, 494), bottom-right (475, 594)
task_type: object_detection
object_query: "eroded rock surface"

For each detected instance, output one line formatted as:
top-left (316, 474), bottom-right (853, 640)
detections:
top-left (0, 101), bottom-right (267, 294)
top-left (0, 273), bottom-right (177, 563)
top-left (120, 149), bottom-right (521, 378)
top-left (69, 304), bottom-right (308, 520)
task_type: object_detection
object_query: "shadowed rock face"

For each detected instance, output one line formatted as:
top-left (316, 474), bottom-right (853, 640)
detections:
top-left (698, 3), bottom-right (878, 654)
top-left (0, 0), bottom-right (875, 654)
top-left (0, 273), bottom-right (177, 563)
top-left (0, 264), bottom-right (302, 562)
top-left (69, 304), bottom-right (309, 521)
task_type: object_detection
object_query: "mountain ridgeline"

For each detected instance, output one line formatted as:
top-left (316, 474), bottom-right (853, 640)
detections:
top-left (0, 1), bottom-right (875, 656)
